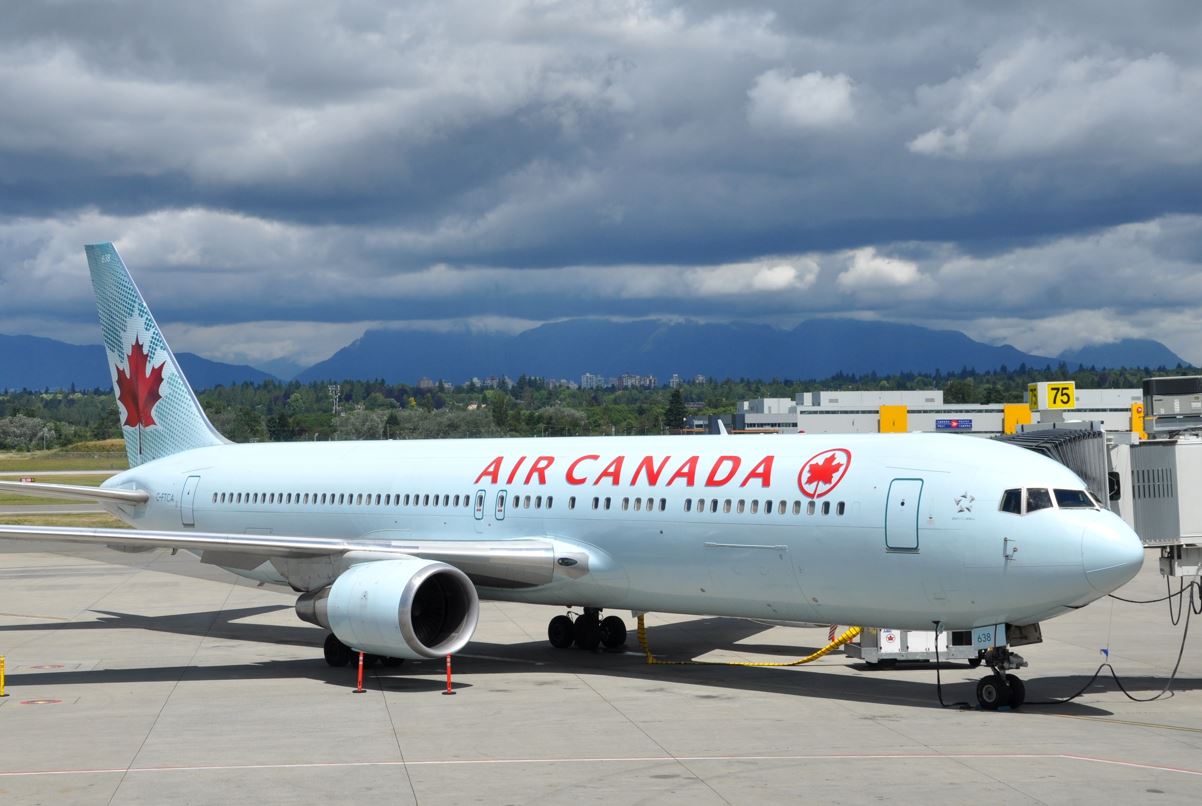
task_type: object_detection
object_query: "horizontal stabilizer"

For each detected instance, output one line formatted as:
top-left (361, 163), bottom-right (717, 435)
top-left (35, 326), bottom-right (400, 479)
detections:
top-left (0, 480), bottom-right (149, 505)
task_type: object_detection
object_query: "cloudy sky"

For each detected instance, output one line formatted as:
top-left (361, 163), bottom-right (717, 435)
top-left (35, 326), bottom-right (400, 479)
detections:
top-left (3, 1), bottom-right (1202, 374)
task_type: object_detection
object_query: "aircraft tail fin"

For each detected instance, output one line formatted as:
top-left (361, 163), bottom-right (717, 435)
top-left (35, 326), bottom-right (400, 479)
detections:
top-left (86, 243), bottom-right (228, 467)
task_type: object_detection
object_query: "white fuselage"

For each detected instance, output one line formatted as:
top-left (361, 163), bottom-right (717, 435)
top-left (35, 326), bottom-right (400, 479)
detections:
top-left (103, 432), bottom-right (1143, 631)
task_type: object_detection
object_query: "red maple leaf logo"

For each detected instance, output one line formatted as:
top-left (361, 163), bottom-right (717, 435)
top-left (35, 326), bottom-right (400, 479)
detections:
top-left (797, 448), bottom-right (852, 499)
top-left (805, 453), bottom-right (844, 487)
top-left (115, 336), bottom-right (165, 428)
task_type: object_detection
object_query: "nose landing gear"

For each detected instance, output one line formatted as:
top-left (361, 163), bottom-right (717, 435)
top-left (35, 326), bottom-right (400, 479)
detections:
top-left (975, 647), bottom-right (1028, 710)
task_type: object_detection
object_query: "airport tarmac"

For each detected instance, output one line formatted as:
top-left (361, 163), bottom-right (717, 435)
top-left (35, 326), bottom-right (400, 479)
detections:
top-left (2, 541), bottom-right (1202, 805)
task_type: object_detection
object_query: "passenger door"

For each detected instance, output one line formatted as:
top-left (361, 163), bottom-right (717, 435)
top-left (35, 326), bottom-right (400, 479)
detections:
top-left (885, 478), bottom-right (922, 551)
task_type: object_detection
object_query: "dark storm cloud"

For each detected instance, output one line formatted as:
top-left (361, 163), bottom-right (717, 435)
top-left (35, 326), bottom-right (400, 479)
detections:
top-left (2, 1), bottom-right (1202, 366)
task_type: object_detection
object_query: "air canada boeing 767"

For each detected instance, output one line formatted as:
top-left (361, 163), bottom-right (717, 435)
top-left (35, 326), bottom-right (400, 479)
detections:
top-left (0, 243), bottom-right (1144, 709)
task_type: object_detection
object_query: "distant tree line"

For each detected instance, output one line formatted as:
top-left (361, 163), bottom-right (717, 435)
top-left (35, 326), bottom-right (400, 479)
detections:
top-left (0, 363), bottom-right (1191, 450)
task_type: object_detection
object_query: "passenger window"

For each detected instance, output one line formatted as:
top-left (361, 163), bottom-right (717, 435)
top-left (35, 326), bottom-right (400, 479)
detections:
top-left (765, 500), bottom-right (774, 514)
top-left (793, 501), bottom-right (801, 515)
top-left (376, 494), bottom-right (382, 506)
top-left (822, 501), bottom-right (830, 515)
top-left (836, 501), bottom-right (845, 516)
top-left (569, 496), bottom-right (576, 510)
top-left (593, 497), bottom-right (599, 510)
top-left (659, 498), bottom-right (666, 511)
top-left (622, 498), bottom-right (630, 511)
top-left (1000, 489), bottom-right (1022, 514)
top-left (807, 500), bottom-right (815, 515)
top-left (1055, 489), bottom-right (1095, 509)
top-left (684, 499), bottom-right (692, 512)
top-left (403, 494), bottom-right (410, 505)
top-left (547, 496), bottom-right (554, 509)
top-left (633, 498), bottom-right (641, 511)
top-left (737, 500), bottom-right (745, 514)
top-left (1026, 488), bottom-right (1053, 512)
top-left (604, 497), bottom-right (612, 510)
top-left (423, 494), bottom-right (430, 506)
top-left (750, 500), bottom-right (759, 514)
top-left (723, 499), bottom-right (731, 513)
top-left (779, 499), bottom-right (786, 515)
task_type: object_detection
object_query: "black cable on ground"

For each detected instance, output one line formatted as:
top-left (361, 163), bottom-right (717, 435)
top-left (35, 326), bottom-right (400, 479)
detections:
top-left (935, 578), bottom-right (1200, 709)
top-left (1024, 578), bottom-right (1197, 706)
top-left (931, 622), bottom-right (972, 709)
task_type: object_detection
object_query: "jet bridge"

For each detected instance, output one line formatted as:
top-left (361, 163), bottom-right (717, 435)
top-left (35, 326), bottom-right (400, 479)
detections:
top-left (999, 377), bottom-right (1202, 576)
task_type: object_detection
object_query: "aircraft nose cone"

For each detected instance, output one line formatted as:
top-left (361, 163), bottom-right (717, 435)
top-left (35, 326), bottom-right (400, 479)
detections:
top-left (1082, 519), bottom-right (1144, 593)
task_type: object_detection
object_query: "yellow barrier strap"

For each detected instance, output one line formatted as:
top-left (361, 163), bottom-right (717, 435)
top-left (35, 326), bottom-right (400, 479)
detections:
top-left (1, 655), bottom-right (6, 697)
top-left (636, 615), bottom-right (861, 667)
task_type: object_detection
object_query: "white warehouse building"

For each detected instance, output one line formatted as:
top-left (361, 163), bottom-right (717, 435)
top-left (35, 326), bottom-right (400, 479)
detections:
top-left (732, 388), bottom-right (1144, 435)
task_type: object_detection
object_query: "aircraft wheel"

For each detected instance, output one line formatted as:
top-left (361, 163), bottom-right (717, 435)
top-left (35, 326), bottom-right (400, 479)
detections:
top-left (323, 633), bottom-right (353, 667)
top-left (975, 676), bottom-right (1006, 710)
top-left (548, 615), bottom-right (574, 649)
top-left (574, 613), bottom-right (602, 651)
top-left (1005, 674), bottom-right (1026, 709)
top-left (600, 615), bottom-right (628, 649)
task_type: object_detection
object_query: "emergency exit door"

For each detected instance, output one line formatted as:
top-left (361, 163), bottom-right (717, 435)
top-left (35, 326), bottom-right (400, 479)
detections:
top-left (885, 478), bottom-right (922, 551)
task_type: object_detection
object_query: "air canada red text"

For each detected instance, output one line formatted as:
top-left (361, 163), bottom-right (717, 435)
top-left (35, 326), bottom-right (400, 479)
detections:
top-left (474, 455), bottom-right (775, 488)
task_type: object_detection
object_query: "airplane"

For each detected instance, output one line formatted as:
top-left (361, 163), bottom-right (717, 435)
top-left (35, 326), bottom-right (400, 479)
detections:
top-left (0, 243), bottom-right (1144, 710)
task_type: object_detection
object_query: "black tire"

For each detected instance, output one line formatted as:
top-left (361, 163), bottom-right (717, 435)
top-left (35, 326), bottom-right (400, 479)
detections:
top-left (548, 615), bottom-right (574, 649)
top-left (323, 633), bottom-right (353, 668)
top-left (1005, 674), bottom-right (1026, 709)
top-left (600, 615), bottom-right (628, 649)
top-left (968, 656), bottom-right (982, 668)
top-left (976, 676), bottom-right (1005, 710)
top-left (574, 614), bottom-right (602, 651)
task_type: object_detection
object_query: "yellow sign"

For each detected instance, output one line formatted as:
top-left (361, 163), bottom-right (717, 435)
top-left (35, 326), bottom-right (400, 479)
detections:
top-left (1028, 381), bottom-right (1076, 411)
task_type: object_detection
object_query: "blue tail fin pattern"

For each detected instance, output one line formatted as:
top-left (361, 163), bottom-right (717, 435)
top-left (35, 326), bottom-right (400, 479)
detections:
top-left (85, 243), bottom-right (227, 467)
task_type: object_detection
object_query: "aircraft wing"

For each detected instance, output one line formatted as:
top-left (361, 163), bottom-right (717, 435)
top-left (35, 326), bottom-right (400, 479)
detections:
top-left (0, 480), bottom-right (149, 505)
top-left (0, 525), bottom-right (575, 588)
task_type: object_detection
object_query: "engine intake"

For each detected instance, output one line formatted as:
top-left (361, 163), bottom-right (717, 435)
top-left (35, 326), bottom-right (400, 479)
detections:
top-left (296, 558), bottom-right (479, 659)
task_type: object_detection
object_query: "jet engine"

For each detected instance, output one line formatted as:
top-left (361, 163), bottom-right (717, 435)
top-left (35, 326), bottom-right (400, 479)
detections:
top-left (295, 557), bottom-right (479, 659)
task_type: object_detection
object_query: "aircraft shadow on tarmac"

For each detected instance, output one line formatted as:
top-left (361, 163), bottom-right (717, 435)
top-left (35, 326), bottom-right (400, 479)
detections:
top-left (3, 605), bottom-right (1182, 715)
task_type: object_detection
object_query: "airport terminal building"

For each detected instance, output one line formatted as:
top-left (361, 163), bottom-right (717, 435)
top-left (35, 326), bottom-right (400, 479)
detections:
top-left (729, 388), bottom-right (1144, 435)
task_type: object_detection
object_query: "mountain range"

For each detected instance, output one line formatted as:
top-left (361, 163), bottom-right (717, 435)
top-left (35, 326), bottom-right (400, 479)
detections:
top-left (0, 321), bottom-right (1189, 391)
top-left (0, 334), bottom-right (275, 391)
top-left (295, 318), bottom-right (1188, 383)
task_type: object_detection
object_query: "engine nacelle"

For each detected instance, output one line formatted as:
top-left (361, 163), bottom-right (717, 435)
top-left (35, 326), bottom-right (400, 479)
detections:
top-left (295, 558), bottom-right (479, 659)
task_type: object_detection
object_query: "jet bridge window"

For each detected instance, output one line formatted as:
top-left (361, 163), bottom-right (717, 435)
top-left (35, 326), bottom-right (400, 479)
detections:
top-left (1026, 488), bottom-right (1053, 512)
top-left (1054, 489), bottom-right (1096, 509)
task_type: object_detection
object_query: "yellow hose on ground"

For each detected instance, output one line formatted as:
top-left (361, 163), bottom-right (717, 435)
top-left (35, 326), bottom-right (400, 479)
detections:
top-left (636, 614), bottom-right (862, 667)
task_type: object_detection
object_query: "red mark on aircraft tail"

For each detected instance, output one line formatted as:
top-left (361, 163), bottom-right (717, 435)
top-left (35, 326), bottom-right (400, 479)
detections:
top-left (115, 337), bottom-right (164, 428)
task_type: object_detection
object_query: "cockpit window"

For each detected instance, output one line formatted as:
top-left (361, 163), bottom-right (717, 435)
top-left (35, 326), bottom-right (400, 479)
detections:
top-left (1026, 488), bottom-right (1053, 512)
top-left (1055, 489), bottom-right (1096, 509)
top-left (1000, 489), bottom-right (1022, 514)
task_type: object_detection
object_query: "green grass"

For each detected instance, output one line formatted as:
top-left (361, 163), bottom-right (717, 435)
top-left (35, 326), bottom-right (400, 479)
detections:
top-left (0, 512), bottom-right (130, 528)
top-left (0, 451), bottom-right (127, 471)
top-left (0, 473), bottom-right (115, 505)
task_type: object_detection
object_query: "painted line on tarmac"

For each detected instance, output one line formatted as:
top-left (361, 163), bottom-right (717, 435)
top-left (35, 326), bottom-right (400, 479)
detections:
top-left (1048, 712), bottom-right (1202, 734)
top-left (3, 752), bottom-right (1202, 779)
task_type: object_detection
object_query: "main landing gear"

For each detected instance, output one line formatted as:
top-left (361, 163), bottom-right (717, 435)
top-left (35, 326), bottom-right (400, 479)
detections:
top-left (322, 633), bottom-right (403, 668)
top-left (547, 608), bottom-right (628, 651)
top-left (974, 646), bottom-right (1027, 710)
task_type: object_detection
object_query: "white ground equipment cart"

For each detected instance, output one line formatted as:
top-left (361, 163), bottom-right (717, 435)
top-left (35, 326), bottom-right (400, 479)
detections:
top-left (846, 627), bottom-right (984, 666)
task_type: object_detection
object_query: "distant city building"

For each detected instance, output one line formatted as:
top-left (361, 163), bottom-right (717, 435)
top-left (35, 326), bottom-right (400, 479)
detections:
top-left (669, 374), bottom-right (682, 389)
top-left (417, 377), bottom-right (435, 390)
top-left (693, 374), bottom-right (707, 385)
top-left (581, 373), bottom-right (604, 390)
top-left (547, 378), bottom-right (579, 390)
